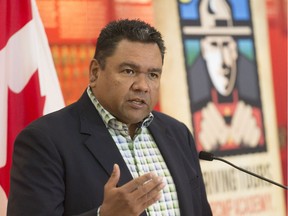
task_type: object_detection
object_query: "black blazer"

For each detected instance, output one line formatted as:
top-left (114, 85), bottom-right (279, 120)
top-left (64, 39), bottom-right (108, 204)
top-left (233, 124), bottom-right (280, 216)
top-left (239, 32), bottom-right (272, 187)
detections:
top-left (8, 90), bottom-right (212, 216)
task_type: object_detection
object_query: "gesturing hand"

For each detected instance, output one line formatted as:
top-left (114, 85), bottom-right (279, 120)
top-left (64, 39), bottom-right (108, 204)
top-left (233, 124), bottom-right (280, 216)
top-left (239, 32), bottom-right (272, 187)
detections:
top-left (100, 164), bottom-right (166, 216)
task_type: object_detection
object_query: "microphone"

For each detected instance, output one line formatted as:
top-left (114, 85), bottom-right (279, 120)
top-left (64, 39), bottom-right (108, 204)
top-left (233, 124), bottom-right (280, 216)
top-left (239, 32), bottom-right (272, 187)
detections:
top-left (199, 151), bottom-right (288, 190)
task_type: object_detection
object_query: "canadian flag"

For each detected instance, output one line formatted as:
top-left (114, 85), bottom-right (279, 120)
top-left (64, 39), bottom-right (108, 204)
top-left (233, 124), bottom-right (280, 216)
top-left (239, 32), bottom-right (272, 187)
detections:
top-left (0, 0), bottom-right (65, 214)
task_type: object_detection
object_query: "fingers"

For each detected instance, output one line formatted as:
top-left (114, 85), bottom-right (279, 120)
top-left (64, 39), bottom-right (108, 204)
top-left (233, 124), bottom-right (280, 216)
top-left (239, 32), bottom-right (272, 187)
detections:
top-left (133, 175), bottom-right (165, 198)
top-left (124, 172), bottom-right (156, 192)
top-left (199, 102), bottom-right (228, 150)
top-left (105, 164), bottom-right (120, 189)
top-left (231, 101), bottom-right (261, 146)
top-left (122, 172), bottom-right (165, 202)
top-left (101, 165), bottom-right (166, 216)
top-left (136, 177), bottom-right (165, 204)
top-left (131, 175), bottom-right (165, 210)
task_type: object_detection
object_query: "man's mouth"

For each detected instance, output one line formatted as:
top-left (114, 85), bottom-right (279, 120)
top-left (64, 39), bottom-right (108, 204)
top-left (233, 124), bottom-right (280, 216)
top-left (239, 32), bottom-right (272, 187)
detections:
top-left (130, 99), bottom-right (145, 104)
top-left (128, 98), bottom-right (147, 107)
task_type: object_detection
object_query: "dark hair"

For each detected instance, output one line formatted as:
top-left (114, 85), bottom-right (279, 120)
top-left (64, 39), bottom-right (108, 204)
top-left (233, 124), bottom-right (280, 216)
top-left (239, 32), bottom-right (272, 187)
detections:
top-left (94, 19), bottom-right (166, 69)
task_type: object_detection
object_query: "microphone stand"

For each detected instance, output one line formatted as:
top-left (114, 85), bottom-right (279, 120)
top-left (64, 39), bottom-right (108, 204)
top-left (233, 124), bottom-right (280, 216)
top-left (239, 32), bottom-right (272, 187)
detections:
top-left (199, 151), bottom-right (288, 190)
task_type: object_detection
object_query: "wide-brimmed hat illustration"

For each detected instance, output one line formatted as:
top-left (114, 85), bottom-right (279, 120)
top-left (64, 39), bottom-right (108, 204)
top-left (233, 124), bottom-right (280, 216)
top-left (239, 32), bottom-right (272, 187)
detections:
top-left (182, 0), bottom-right (252, 36)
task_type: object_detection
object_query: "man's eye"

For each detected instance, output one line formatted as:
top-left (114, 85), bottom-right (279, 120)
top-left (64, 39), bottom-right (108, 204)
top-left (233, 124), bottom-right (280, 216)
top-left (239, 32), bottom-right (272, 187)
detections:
top-left (211, 42), bottom-right (218, 47)
top-left (123, 69), bottom-right (135, 75)
top-left (149, 72), bottom-right (159, 79)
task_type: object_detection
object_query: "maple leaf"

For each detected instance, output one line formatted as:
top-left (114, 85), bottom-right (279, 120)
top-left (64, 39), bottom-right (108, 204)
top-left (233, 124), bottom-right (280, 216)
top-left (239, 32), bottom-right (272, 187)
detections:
top-left (8, 70), bottom-right (46, 134)
top-left (0, 70), bottom-right (45, 195)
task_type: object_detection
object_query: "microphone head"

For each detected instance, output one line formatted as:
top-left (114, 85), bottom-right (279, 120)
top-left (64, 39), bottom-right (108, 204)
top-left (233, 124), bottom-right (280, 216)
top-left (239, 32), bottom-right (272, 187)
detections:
top-left (199, 151), bottom-right (214, 161)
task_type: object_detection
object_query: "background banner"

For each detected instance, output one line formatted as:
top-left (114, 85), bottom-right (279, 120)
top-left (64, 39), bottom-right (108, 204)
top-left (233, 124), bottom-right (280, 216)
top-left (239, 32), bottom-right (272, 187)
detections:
top-left (154, 0), bottom-right (286, 215)
top-left (2, 0), bottom-right (286, 215)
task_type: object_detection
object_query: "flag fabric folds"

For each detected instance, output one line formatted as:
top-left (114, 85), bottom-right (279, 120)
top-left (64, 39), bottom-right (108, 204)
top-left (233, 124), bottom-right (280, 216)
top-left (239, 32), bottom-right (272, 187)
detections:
top-left (0, 0), bottom-right (65, 214)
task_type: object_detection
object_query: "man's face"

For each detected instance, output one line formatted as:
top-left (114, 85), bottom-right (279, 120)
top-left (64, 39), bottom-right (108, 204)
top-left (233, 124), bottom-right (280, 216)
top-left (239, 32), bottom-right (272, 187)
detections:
top-left (201, 36), bottom-right (238, 96)
top-left (90, 39), bottom-right (162, 126)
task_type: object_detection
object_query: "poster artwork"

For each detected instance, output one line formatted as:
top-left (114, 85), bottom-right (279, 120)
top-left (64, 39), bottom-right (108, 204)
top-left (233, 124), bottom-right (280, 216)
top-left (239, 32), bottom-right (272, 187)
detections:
top-left (177, 0), bottom-right (266, 156)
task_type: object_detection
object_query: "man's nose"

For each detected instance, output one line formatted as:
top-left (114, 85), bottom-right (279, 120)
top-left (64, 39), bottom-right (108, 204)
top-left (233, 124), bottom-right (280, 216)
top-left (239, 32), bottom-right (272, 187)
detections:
top-left (132, 73), bottom-right (149, 92)
top-left (220, 48), bottom-right (231, 69)
top-left (222, 62), bottom-right (228, 69)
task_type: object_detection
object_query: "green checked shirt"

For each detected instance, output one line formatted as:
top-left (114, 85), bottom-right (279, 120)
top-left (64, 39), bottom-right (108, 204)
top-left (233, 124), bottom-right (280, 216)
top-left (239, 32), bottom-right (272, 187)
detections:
top-left (87, 88), bottom-right (180, 216)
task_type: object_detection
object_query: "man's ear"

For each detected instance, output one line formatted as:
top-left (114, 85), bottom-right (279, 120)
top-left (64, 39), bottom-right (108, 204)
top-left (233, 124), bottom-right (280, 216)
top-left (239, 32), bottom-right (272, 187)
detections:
top-left (89, 59), bottom-right (100, 88)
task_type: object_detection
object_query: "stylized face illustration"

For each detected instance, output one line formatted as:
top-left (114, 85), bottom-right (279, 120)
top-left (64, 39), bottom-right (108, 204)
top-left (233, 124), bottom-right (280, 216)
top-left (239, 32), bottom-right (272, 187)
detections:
top-left (201, 36), bottom-right (238, 96)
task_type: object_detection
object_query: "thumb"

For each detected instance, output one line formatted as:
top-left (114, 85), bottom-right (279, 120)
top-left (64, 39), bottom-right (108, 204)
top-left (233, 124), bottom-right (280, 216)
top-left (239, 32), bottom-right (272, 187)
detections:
top-left (106, 164), bottom-right (120, 188)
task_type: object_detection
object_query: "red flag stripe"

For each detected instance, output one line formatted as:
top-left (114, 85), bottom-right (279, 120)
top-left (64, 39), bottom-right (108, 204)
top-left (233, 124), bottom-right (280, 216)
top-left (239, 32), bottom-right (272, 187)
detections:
top-left (0, 0), bottom-right (32, 50)
top-left (0, 1), bottom-right (64, 215)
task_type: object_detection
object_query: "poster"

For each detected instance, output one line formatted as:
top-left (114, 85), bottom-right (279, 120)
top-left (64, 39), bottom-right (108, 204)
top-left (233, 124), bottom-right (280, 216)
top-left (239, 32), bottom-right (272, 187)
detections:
top-left (154, 0), bottom-right (286, 215)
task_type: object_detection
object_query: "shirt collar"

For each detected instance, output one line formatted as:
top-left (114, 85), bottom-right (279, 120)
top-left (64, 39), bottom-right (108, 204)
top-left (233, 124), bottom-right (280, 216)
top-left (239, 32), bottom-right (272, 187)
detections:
top-left (87, 87), bottom-right (154, 130)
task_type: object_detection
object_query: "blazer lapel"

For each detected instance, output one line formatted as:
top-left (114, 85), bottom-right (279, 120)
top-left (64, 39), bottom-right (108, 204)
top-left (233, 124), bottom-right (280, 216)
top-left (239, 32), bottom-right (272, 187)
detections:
top-left (149, 117), bottom-right (195, 215)
top-left (77, 91), bottom-right (133, 187)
